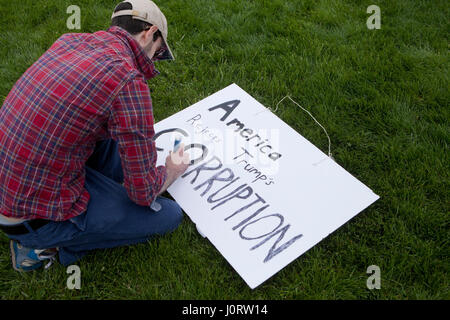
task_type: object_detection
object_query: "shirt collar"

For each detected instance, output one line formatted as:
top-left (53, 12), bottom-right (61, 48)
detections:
top-left (107, 26), bottom-right (160, 80)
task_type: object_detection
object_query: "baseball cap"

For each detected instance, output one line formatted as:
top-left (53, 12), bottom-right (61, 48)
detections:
top-left (111, 0), bottom-right (175, 60)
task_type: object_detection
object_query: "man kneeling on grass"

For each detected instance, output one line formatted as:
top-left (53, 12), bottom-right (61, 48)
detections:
top-left (0, 0), bottom-right (190, 271)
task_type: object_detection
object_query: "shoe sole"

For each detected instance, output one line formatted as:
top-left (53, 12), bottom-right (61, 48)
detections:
top-left (10, 240), bottom-right (20, 272)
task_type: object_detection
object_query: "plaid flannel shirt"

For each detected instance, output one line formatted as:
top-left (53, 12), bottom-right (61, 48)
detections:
top-left (0, 26), bottom-right (167, 221)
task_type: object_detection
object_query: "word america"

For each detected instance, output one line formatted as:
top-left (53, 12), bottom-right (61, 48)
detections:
top-left (189, 99), bottom-right (282, 161)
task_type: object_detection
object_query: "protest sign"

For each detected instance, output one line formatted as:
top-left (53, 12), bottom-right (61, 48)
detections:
top-left (154, 83), bottom-right (379, 289)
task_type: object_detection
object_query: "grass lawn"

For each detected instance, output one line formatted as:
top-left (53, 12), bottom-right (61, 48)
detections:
top-left (0, 0), bottom-right (448, 299)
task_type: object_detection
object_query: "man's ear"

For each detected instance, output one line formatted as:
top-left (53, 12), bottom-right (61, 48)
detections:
top-left (143, 25), bottom-right (159, 42)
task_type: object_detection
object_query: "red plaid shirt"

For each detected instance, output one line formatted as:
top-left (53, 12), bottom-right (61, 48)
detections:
top-left (0, 26), bottom-right (167, 221)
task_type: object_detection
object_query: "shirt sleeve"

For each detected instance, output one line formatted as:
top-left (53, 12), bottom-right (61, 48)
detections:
top-left (108, 73), bottom-right (167, 206)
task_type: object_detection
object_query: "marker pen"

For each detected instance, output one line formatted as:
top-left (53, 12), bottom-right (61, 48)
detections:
top-left (173, 136), bottom-right (182, 152)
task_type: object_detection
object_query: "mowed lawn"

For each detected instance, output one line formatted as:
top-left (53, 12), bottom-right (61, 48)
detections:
top-left (0, 0), bottom-right (448, 299)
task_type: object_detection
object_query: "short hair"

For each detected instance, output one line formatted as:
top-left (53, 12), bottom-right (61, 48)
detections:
top-left (111, 1), bottom-right (162, 41)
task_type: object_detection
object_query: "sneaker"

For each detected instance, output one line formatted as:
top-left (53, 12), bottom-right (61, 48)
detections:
top-left (10, 240), bottom-right (57, 272)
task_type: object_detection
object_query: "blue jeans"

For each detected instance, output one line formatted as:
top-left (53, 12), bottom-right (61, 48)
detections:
top-left (7, 139), bottom-right (183, 266)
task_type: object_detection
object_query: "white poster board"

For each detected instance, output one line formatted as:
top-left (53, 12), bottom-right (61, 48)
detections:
top-left (154, 83), bottom-right (379, 289)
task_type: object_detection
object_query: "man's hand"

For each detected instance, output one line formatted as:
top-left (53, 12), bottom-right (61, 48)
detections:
top-left (157, 143), bottom-right (190, 195)
top-left (166, 143), bottom-right (190, 177)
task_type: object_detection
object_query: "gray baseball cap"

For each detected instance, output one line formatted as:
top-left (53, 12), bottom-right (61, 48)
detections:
top-left (111, 0), bottom-right (175, 60)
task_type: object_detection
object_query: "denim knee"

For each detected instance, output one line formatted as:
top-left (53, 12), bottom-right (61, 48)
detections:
top-left (162, 198), bottom-right (183, 233)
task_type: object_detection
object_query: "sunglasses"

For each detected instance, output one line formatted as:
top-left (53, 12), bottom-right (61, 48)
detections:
top-left (152, 46), bottom-right (167, 61)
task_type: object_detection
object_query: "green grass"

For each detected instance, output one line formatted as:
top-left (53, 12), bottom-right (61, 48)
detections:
top-left (0, 0), bottom-right (448, 299)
